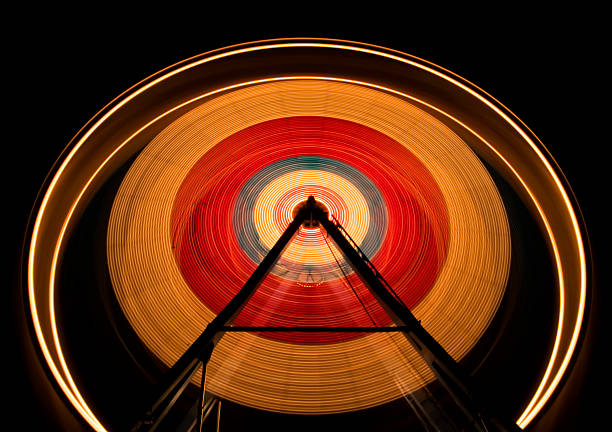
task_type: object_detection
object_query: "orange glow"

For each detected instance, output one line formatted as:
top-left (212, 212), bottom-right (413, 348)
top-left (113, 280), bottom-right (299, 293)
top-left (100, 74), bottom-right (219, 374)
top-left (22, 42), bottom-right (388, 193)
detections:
top-left (254, 170), bottom-right (369, 265)
top-left (27, 40), bottom-right (587, 431)
top-left (107, 79), bottom-right (510, 412)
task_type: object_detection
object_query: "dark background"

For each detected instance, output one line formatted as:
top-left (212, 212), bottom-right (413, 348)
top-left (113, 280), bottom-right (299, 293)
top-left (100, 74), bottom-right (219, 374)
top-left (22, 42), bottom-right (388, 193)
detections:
top-left (8, 12), bottom-right (605, 431)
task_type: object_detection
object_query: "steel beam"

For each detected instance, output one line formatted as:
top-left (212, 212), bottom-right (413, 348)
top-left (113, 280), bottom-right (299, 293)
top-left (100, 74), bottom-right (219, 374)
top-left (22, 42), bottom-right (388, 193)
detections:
top-left (132, 211), bottom-right (305, 431)
top-left (314, 199), bottom-right (518, 432)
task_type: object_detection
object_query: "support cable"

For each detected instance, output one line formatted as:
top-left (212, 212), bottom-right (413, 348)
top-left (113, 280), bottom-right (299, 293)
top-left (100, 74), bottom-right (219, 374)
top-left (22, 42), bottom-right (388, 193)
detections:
top-left (331, 215), bottom-right (408, 309)
top-left (321, 230), bottom-right (378, 325)
top-left (216, 400), bottom-right (222, 432)
top-left (197, 363), bottom-right (207, 432)
top-left (186, 399), bottom-right (217, 432)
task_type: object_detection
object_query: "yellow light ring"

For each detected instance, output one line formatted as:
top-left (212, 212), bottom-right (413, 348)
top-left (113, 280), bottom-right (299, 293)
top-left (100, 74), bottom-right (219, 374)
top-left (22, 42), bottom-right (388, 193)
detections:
top-left (253, 170), bottom-right (369, 266)
top-left (25, 39), bottom-right (587, 431)
top-left (107, 79), bottom-right (510, 413)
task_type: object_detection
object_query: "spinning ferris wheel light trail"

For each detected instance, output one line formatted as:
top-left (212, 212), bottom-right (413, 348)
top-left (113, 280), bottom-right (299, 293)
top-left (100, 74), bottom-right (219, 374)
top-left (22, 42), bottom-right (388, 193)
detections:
top-left (22, 39), bottom-right (591, 432)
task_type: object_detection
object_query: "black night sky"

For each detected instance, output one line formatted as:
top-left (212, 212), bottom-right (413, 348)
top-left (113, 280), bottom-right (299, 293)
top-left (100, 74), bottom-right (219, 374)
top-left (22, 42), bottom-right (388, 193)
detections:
top-left (8, 12), bottom-right (606, 432)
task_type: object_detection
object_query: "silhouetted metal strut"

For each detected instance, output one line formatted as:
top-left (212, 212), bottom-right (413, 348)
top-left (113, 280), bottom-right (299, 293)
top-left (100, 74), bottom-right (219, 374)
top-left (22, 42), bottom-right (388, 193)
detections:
top-left (132, 196), bottom-right (518, 432)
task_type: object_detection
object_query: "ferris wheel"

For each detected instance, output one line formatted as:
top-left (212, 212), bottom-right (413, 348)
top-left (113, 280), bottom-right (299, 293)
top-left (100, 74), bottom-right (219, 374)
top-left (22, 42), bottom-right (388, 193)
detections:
top-left (23, 39), bottom-right (591, 432)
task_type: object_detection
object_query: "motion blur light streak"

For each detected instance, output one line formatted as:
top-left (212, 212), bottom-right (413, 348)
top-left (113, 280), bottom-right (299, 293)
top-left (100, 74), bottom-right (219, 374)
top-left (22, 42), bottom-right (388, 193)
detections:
top-left (168, 117), bottom-right (449, 344)
top-left (108, 80), bottom-right (510, 411)
top-left (25, 39), bottom-right (588, 431)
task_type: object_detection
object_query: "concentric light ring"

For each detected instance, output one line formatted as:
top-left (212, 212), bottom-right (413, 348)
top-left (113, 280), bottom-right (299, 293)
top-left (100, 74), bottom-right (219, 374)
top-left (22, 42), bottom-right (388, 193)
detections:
top-left (26, 39), bottom-right (587, 432)
top-left (108, 80), bottom-right (509, 410)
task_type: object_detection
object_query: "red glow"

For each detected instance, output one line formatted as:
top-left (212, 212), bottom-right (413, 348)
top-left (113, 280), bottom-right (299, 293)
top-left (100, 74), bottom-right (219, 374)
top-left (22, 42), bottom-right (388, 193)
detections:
top-left (171, 117), bottom-right (449, 343)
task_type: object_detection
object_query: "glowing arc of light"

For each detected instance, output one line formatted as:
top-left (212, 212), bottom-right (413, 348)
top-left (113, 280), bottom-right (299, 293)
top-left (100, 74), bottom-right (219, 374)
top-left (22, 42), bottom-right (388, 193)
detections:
top-left (34, 74), bottom-right (570, 431)
top-left (27, 41), bottom-right (585, 431)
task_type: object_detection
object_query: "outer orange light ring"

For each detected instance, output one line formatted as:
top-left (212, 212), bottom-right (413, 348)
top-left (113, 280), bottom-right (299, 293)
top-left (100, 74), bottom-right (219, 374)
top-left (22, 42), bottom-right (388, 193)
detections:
top-left (107, 80), bottom-right (508, 409)
top-left (26, 39), bottom-right (587, 431)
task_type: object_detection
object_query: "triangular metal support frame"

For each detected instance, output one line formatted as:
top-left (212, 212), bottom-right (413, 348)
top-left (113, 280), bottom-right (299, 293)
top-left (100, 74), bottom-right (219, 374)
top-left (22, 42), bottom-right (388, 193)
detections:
top-left (132, 196), bottom-right (519, 432)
